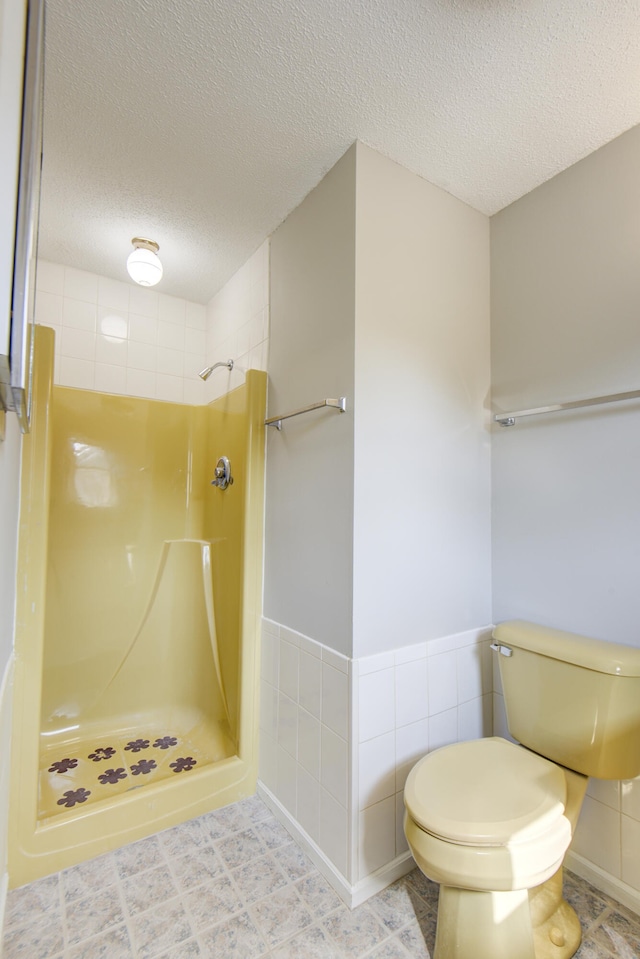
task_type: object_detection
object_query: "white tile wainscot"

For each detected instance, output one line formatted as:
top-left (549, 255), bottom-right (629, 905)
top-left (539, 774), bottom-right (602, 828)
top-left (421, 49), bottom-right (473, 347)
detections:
top-left (565, 774), bottom-right (640, 916)
top-left (258, 619), bottom-right (353, 903)
top-left (257, 618), bottom-right (494, 908)
top-left (259, 619), bottom-right (640, 915)
top-left (353, 626), bottom-right (493, 902)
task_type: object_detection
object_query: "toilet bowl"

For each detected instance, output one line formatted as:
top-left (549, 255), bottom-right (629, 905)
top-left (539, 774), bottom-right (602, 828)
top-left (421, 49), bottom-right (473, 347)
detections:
top-left (404, 620), bottom-right (640, 959)
top-left (404, 738), bottom-right (587, 959)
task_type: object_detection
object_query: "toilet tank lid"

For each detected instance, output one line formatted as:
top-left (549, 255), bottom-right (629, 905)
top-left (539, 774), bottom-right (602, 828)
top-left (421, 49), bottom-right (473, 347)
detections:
top-left (493, 620), bottom-right (640, 677)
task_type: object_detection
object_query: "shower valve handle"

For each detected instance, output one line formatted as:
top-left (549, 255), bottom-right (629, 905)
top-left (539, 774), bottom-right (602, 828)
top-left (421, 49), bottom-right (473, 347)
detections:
top-left (211, 456), bottom-right (233, 490)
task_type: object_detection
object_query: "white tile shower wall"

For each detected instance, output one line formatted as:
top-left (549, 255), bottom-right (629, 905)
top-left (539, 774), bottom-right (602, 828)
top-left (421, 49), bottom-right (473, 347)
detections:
top-left (259, 618), bottom-right (494, 898)
top-left (205, 241), bottom-right (269, 402)
top-left (35, 260), bottom-right (208, 403)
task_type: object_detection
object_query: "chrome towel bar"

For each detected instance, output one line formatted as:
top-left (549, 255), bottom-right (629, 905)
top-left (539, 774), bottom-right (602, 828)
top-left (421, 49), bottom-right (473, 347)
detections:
top-left (494, 387), bottom-right (640, 427)
top-left (265, 396), bottom-right (346, 430)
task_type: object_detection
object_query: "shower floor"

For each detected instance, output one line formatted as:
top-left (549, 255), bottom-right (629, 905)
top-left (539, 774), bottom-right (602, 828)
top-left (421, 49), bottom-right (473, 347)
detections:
top-left (38, 715), bottom-right (235, 821)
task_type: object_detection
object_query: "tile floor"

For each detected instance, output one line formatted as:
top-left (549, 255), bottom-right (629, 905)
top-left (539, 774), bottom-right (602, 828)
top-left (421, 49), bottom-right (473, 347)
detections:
top-left (3, 795), bottom-right (640, 958)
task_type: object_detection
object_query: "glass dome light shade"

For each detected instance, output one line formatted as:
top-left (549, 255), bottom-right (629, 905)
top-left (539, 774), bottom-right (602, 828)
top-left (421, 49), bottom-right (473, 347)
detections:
top-left (127, 246), bottom-right (163, 286)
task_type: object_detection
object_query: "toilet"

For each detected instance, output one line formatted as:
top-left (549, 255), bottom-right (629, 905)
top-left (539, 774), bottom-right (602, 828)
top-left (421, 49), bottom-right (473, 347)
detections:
top-left (404, 620), bottom-right (640, 959)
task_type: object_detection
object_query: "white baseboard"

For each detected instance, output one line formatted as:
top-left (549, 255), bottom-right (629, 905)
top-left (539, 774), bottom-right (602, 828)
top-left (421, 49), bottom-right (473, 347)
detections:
top-left (257, 782), bottom-right (354, 906)
top-left (257, 781), bottom-right (415, 909)
top-left (565, 851), bottom-right (640, 917)
top-left (257, 781), bottom-right (640, 919)
top-left (350, 852), bottom-right (416, 908)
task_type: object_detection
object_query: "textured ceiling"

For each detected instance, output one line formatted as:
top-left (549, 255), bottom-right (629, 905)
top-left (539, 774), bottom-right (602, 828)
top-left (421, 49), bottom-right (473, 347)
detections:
top-left (39, 0), bottom-right (640, 303)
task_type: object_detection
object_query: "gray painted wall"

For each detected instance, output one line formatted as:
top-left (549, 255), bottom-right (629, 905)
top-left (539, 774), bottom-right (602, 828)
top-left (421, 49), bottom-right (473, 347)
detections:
top-left (264, 146), bottom-right (356, 656)
top-left (353, 144), bottom-right (492, 657)
top-left (491, 125), bottom-right (640, 645)
top-left (265, 142), bottom-right (493, 657)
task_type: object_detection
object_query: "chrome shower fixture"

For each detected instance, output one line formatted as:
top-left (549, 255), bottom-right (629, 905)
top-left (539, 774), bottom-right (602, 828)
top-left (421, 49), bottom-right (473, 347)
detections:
top-left (198, 359), bottom-right (234, 381)
top-left (211, 455), bottom-right (233, 490)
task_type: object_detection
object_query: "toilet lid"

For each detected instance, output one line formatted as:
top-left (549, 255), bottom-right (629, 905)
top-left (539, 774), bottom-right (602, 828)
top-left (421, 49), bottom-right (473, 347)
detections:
top-left (404, 737), bottom-right (567, 846)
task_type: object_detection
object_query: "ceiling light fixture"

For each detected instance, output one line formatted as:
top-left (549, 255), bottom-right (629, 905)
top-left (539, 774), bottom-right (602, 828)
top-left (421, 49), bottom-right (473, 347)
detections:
top-left (126, 237), bottom-right (163, 287)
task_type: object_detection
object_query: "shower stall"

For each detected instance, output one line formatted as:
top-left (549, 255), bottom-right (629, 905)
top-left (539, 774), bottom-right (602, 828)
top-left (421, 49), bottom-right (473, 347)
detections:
top-left (9, 326), bottom-right (266, 886)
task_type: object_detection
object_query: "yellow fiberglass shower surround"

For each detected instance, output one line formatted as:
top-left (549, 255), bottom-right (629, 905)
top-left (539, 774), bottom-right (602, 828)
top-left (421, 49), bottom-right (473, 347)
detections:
top-left (9, 326), bottom-right (266, 886)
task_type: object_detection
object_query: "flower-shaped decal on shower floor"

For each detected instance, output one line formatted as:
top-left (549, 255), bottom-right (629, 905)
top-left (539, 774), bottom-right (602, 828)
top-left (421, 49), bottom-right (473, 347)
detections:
top-left (48, 758), bottom-right (78, 774)
top-left (130, 759), bottom-right (157, 776)
top-left (88, 747), bottom-right (116, 762)
top-left (169, 757), bottom-right (197, 773)
top-left (57, 788), bottom-right (91, 808)
top-left (98, 768), bottom-right (128, 785)
top-left (153, 736), bottom-right (178, 750)
top-left (124, 739), bottom-right (150, 753)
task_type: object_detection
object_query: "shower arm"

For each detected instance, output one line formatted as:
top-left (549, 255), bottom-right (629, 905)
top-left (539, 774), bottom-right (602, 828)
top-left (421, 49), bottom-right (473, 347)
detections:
top-left (198, 359), bottom-right (234, 381)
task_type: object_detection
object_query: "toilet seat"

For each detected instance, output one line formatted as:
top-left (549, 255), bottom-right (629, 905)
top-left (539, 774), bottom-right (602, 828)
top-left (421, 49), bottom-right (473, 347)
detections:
top-left (403, 738), bottom-right (574, 892)
top-left (405, 737), bottom-right (567, 846)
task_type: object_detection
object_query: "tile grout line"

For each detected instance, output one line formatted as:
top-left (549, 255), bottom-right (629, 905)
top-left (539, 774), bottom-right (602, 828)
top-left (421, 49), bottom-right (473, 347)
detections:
top-left (57, 870), bottom-right (69, 955)
top-left (113, 872), bottom-right (139, 959)
top-left (159, 810), bottom-right (297, 956)
top-left (159, 830), bottom-right (198, 928)
top-left (128, 835), bottom-right (210, 959)
top-left (578, 903), bottom-right (620, 958)
top-left (242, 853), bottom-right (311, 953)
top-left (160, 825), bottom-right (241, 957)
top-left (61, 862), bottom-right (134, 957)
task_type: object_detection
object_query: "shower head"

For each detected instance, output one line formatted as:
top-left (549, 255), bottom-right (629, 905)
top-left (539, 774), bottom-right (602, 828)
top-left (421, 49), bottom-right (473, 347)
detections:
top-left (198, 359), bottom-right (234, 381)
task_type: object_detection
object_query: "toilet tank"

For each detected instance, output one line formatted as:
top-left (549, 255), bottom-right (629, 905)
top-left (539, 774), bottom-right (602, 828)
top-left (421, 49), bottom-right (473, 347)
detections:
top-left (492, 620), bottom-right (640, 780)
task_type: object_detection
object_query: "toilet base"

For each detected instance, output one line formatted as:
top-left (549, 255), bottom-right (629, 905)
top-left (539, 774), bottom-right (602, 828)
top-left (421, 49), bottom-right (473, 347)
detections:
top-left (433, 868), bottom-right (581, 959)
top-left (530, 868), bottom-right (582, 959)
